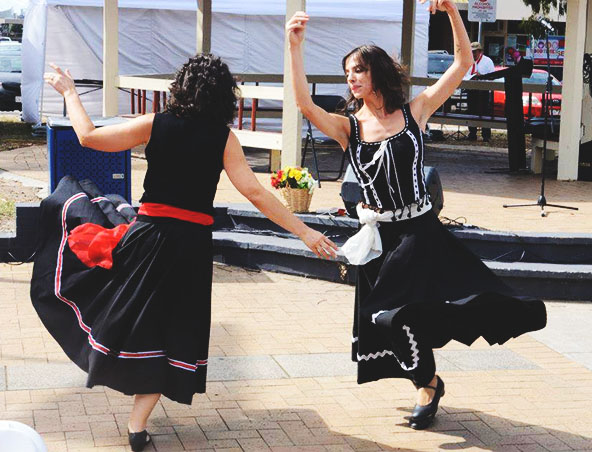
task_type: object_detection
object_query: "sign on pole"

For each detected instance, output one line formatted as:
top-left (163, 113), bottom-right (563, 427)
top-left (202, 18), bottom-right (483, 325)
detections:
top-left (468, 0), bottom-right (497, 23)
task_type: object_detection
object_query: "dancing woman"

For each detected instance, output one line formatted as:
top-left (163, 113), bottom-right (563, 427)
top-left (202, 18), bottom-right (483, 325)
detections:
top-left (286, 0), bottom-right (546, 430)
top-left (32, 55), bottom-right (337, 451)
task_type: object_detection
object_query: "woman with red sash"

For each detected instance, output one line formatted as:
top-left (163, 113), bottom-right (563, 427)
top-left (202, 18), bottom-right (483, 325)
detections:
top-left (32, 56), bottom-right (338, 451)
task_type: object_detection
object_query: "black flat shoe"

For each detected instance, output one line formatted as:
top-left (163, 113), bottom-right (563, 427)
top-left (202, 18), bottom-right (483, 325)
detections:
top-left (409, 376), bottom-right (445, 430)
top-left (128, 429), bottom-right (151, 452)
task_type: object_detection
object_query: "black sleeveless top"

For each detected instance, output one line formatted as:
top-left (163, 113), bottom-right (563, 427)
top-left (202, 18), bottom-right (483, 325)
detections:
top-left (139, 112), bottom-right (230, 216)
top-left (347, 103), bottom-right (430, 214)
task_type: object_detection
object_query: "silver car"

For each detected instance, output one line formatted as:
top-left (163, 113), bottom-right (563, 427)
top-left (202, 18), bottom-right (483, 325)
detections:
top-left (0, 41), bottom-right (22, 111)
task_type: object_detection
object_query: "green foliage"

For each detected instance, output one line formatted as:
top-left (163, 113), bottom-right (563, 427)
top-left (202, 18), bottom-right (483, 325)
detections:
top-left (520, 0), bottom-right (567, 16)
top-left (0, 198), bottom-right (15, 219)
top-left (520, 0), bottom-right (567, 39)
top-left (519, 18), bottom-right (551, 39)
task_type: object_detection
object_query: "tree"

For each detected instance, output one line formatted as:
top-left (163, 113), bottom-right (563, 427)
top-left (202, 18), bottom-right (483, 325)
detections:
top-left (520, 0), bottom-right (567, 38)
top-left (521, 0), bottom-right (567, 16)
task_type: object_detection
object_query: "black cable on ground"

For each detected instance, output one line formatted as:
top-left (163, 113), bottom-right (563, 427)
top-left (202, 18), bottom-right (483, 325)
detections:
top-left (4, 250), bottom-right (36, 265)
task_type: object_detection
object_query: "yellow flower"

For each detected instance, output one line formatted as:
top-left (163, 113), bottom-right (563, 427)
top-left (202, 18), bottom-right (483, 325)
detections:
top-left (293, 169), bottom-right (302, 181)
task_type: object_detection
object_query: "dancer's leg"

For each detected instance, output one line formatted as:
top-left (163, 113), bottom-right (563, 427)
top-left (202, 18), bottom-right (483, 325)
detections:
top-left (128, 393), bottom-right (161, 432)
top-left (371, 311), bottom-right (438, 405)
top-left (416, 374), bottom-right (438, 405)
top-left (393, 332), bottom-right (437, 405)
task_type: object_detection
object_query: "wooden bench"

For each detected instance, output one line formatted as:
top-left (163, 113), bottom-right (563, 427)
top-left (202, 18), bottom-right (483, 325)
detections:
top-left (231, 129), bottom-right (282, 172)
top-left (428, 111), bottom-right (508, 130)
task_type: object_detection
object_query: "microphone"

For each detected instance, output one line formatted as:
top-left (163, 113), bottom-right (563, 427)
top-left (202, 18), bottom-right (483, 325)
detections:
top-left (535, 16), bottom-right (555, 32)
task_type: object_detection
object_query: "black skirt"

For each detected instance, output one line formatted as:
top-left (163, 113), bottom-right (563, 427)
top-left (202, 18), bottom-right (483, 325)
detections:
top-left (31, 177), bottom-right (213, 404)
top-left (352, 209), bottom-right (547, 384)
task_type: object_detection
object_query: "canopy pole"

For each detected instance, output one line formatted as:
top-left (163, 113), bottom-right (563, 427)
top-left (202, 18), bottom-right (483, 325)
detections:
top-left (579, 0), bottom-right (592, 147)
top-left (558, 0), bottom-right (588, 180)
top-left (401, 0), bottom-right (416, 100)
top-left (281, 0), bottom-right (306, 169)
top-left (197, 0), bottom-right (212, 54)
top-left (103, 0), bottom-right (119, 117)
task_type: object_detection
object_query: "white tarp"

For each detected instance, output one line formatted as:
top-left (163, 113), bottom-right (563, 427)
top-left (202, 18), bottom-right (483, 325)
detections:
top-left (22, 0), bottom-right (430, 124)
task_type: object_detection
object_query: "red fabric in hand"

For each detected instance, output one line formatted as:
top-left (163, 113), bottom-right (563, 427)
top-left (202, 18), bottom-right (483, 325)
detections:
top-left (68, 222), bottom-right (132, 270)
top-left (68, 203), bottom-right (214, 269)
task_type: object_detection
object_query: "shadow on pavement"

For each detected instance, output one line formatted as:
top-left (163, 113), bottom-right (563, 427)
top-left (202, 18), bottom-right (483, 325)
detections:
top-left (143, 405), bottom-right (592, 451)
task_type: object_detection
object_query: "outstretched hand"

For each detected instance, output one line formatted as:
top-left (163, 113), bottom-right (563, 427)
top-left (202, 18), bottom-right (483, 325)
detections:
top-left (301, 227), bottom-right (339, 260)
top-left (286, 11), bottom-right (309, 47)
top-left (420, 0), bottom-right (457, 14)
top-left (43, 63), bottom-right (76, 97)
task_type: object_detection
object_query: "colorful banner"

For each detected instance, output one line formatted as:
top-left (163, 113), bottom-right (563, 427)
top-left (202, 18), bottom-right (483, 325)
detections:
top-left (531, 36), bottom-right (565, 66)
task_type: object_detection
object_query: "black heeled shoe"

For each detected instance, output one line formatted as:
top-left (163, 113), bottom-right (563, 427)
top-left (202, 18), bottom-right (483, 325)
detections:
top-left (128, 429), bottom-right (151, 452)
top-left (409, 375), bottom-right (445, 430)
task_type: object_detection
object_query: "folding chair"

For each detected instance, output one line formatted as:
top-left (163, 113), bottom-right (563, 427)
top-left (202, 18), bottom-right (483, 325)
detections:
top-left (301, 95), bottom-right (347, 187)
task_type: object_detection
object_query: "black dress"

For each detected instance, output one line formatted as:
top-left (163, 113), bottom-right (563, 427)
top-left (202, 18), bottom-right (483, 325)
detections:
top-left (30, 113), bottom-right (230, 404)
top-left (346, 104), bottom-right (546, 387)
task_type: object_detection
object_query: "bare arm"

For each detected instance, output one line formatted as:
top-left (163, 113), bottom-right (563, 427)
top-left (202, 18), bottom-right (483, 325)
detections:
top-left (411, 0), bottom-right (473, 130)
top-left (286, 12), bottom-right (350, 150)
top-left (223, 131), bottom-right (338, 259)
top-left (44, 64), bottom-right (153, 151)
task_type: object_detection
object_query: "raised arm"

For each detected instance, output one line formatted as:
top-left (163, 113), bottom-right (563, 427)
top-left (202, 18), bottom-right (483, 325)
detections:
top-left (223, 131), bottom-right (338, 259)
top-left (44, 63), bottom-right (153, 152)
top-left (411, 0), bottom-right (473, 130)
top-left (286, 12), bottom-right (350, 150)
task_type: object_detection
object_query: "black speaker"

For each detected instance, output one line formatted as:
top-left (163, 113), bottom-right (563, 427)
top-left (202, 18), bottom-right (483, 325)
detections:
top-left (425, 166), bottom-right (444, 215)
top-left (340, 165), bottom-right (444, 218)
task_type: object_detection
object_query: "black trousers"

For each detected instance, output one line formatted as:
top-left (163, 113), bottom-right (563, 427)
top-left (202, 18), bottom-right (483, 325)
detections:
top-left (468, 126), bottom-right (491, 140)
top-left (467, 89), bottom-right (492, 140)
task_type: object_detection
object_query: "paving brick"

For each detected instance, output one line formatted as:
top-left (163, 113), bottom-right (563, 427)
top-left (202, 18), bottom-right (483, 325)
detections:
top-left (1, 261), bottom-right (592, 450)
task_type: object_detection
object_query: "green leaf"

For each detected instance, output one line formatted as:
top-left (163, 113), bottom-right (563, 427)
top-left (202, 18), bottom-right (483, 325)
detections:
top-left (520, 0), bottom-right (567, 16)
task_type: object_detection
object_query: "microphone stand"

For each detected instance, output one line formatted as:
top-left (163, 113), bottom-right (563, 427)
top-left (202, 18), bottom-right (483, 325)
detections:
top-left (502, 24), bottom-right (578, 217)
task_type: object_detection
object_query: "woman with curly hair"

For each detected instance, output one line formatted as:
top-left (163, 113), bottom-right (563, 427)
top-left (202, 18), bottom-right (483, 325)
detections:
top-left (287, 0), bottom-right (546, 431)
top-left (33, 54), bottom-right (337, 451)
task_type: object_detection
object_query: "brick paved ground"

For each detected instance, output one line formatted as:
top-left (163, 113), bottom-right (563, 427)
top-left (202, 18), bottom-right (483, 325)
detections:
top-left (0, 143), bottom-right (591, 233)
top-left (1, 141), bottom-right (591, 451)
top-left (1, 262), bottom-right (591, 451)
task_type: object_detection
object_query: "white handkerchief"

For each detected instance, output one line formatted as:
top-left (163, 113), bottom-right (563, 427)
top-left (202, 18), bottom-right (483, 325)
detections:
top-left (340, 204), bottom-right (393, 265)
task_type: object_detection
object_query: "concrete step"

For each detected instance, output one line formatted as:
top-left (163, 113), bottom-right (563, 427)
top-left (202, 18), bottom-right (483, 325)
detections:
top-left (215, 203), bottom-right (592, 265)
top-left (212, 229), bottom-right (592, 301)
top-left (3, 203), bottom-right (591, 300)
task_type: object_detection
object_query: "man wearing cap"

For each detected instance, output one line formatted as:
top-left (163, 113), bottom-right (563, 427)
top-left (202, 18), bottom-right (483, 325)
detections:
top-left (464, 42), bottom-right (495, 141)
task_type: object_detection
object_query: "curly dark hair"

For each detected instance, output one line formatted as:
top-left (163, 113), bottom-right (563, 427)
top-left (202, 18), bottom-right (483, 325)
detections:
top-left (166, 54), bottom-right (238, 124)
top-left (341, 45), bottom-right (410, 114)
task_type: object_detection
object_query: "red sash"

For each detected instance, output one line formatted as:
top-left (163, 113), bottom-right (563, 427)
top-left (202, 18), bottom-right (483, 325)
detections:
top-left (68, 203), bottom-right (214, 270)
top-left (471, 54), bottom-right (483, 75)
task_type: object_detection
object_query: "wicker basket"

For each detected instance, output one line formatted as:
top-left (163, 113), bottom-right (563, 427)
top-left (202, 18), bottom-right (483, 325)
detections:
top-left (281, 187), bottom-right (313, 213)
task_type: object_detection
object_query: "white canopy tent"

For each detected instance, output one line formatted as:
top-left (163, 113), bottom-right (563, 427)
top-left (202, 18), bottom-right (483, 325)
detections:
top-left (22, 0), bottom-right (430, 124)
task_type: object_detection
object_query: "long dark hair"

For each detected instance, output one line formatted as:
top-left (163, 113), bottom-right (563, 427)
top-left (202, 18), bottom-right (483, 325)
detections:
top-left (166, 54), bottom-right (238, 124)
top-left (341, 45), bottom-right (410, 114)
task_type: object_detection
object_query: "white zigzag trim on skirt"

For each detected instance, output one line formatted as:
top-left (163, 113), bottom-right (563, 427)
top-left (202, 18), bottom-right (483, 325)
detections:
top-left (355, 325), bottom-right (420, 371)
top-left (357, 349), bottom-right (395, 361)
top-left (371, 310), bottom-right (388, 324)
top-left (400, 325), bottom-right (420, 371)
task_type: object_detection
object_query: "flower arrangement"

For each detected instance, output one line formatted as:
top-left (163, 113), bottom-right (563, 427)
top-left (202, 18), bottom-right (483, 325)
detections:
top-left (271, 166), bottom-right (317, 193)
top-left (271, 166), bottom-right (317, 213)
